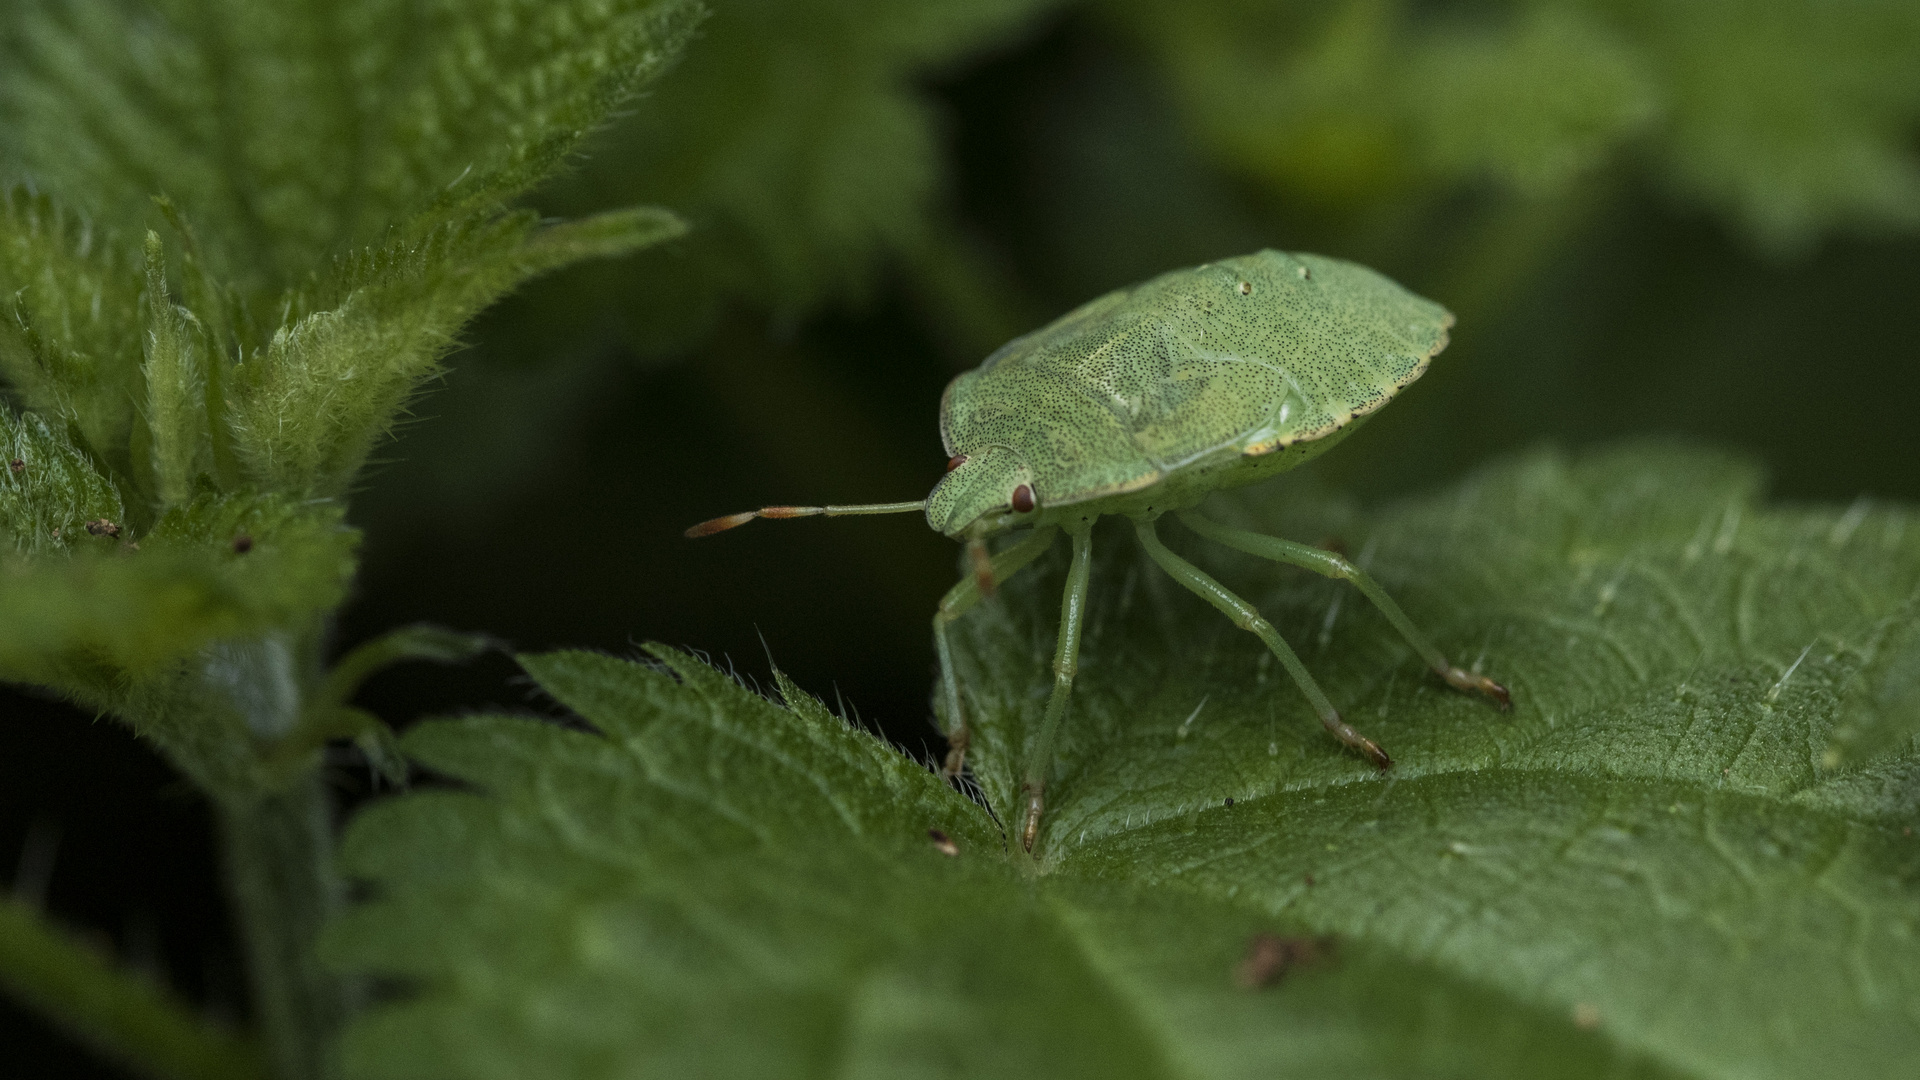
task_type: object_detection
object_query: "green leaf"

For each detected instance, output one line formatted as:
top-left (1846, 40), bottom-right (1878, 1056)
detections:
top-left (1617, 0), bottom-right (1920, 250)
top-left (531, 0), bottom-right (1056, 350)
top-left (327, 445), bottom-right (1920, 1078)
top-left (2, 2), bottom-right (703, 501)
top-left (1, 401), bottom-right (127, 555)
top-left (0, 186), bottom-right (147, 470)
top-left (1410, 6), bottom-right (1658, 195)
top-left (0, 486), bottom-right (358, 704)
top-left (142, 229), bottom-right (209, 508)
top-left (0, 894), bottom-right (265, 1080)
top-left (1103, 0), bottom-right (1920, 248)
top-left (224, 207), bottom-right (686, 495)
top-left (0, 0), bottom-right (703, 290)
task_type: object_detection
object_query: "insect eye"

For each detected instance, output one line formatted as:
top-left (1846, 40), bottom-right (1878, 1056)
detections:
top-left (1237, 281), bottom-right (1253, 296)
top-left (946, 455), bottom-right (968, 472)
top-left (1011, 484), bottom-right (1036, 513)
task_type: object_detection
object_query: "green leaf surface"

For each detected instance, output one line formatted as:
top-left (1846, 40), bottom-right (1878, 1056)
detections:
top-left (529, 0), bottom-right (1056, 350)
top-left (0, 0), bottom-right (702, 290)
top-left (328, 445), bottom-right (1920, 1078)
top-left (1103, 0), bottom-right (1920, 249)
top-left (0, 186), bottom-right (148, 468)
top-left (224, 207), bottom-right (685, 495)
top-left (1, 402), bottom-right (126, 555)
top-left (2, 3), bottom-right (701, 503)
top-left (0, 894), bottom-right (264, 1080)
top-left (0, 485), bottom-right (357, 701)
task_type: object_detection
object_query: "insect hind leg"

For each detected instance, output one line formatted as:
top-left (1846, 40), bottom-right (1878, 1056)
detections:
top-left (1134, 517), bottom-right (1391, 769)
top-left (933, 526), bottom-right (1060, 779)
top-left (1175, 509), bottom-right (1509, 709)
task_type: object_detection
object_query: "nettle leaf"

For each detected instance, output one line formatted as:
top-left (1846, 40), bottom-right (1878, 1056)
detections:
top-left (227, 206), bottom-right (687, 495)
top-left (0, 0), bottom-right (703, 289)
top-left (0, 485), bottom-right (357, 706)
top-left (141, 229), bottom-right (209, 507)
top-left (1104, 0), bottom-right (1920, 247)
top-left (1, 1), bottom-right (699, 502)
top-left (328, 445), bottom-right (1920, 1079)
top-left (533, 0), bottom-right (1056, 349)
top-left (1613, 0), bottom-right (1920, 250)
top-left (1, 403), bottom-right (126, 555)
top-left (0, 186), bottom-right (147, 471)
top-left (1410, 5), bottom-right (1658, 195)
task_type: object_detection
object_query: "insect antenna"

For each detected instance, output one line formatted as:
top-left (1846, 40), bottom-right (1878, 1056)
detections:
top-left (684, 500), bottom-right (925, 539)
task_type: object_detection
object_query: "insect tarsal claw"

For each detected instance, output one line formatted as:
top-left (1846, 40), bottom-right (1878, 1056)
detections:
top-left (1484, 679), bottom-right (1513, 711)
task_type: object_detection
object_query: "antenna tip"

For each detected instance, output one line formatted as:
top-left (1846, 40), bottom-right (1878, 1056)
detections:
top-left (685, 511), bottom-right (758, 539)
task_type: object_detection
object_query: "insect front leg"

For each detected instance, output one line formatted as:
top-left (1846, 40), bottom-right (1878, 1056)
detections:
top-left (933, 526), bottom-right (1059, 778)
top-left (1019, 523), bottom-right (1094, 855)
top-left (1135, 517), bottom-right (1391, 769)
top-left (1175, 509), bottom-right (1510, 709)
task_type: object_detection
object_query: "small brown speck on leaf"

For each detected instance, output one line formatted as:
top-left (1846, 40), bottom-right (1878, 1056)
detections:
top-left (1304, 873), bottom-right (1316, 887)
top-left (7, 458), bottom-right (22, 474)
top-left (85, 518), bottom-right (121, 538)
top-left (928, 828), bottom-right (958, 857)
top-left (1572, 1002), bottom-right (1601, 1030)
top-left (1236, 933), bottom-right (1335, 989)
top-left (1224, 797), bottom-right (1235, 808)
top-left (233, 534), bottom-right (254, 554)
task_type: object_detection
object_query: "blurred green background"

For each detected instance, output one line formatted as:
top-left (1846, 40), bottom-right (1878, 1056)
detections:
top-left (8, 1), bottom-right (1920, 1074)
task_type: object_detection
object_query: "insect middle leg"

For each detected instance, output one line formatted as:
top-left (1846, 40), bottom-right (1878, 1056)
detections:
top-left (934, 526), bottom-right (1060, 778)
top-left (1134, 517), bottom-right (1391, 769)
top-left (1019, 522), bottom-right (1094, 854)
top-left (1175, 509), bottom-right (1509, 708)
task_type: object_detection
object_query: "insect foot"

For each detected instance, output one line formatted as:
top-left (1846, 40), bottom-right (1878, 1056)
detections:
top-left (1020, 783), bottom-right (1045, 853)
top-left (941, 725), bottom-right (970, 779)
top-left (1321, 711), bottom-right (1393, 770)
top-left (1440, 667), bottom-right (1512, 710)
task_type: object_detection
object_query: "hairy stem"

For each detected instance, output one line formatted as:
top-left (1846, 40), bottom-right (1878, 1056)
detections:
top-left (218, 775), bottom-right (350, 1080)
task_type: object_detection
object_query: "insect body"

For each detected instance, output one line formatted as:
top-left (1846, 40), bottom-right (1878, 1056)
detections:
top-left (690, 250), bottom-right (1509, 854)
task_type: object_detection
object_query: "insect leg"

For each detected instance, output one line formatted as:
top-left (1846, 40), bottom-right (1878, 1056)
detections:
top-left (1136, 517), bottom-right (1391, 769)
top-left (1175, 510), bottom-right (1510, 709)
top-left (1019, 524), bottom-right (1094, 854)
top-left (934, 526), bottom-right (1060, 778)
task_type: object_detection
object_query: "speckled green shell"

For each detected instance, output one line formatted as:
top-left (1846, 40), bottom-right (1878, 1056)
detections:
top-left (925, 250), bottom-right (1452, 537)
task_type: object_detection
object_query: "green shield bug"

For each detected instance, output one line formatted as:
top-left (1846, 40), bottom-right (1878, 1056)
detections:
top-left (689, 250), bottom-right (1510, 854)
